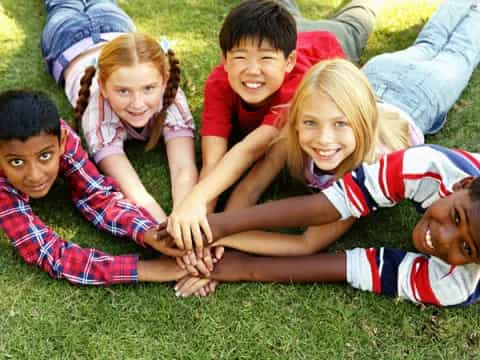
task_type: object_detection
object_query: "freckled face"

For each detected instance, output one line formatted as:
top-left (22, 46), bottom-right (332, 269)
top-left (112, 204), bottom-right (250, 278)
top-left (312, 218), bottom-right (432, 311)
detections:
top-left (296, 94), bottom-right (356, 173)
top-left (100, 62), bottom-right (165, 128)
top-left (0, 132), bottom-right (65, 198)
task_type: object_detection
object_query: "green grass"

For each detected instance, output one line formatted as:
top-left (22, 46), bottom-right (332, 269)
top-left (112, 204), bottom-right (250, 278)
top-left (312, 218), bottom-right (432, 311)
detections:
top-left (1, 0), bottom-right (480, 358)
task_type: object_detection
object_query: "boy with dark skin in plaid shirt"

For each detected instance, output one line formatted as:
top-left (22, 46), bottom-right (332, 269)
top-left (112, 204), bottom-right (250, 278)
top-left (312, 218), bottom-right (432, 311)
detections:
top-left (0, 90), bottom-right (204, 286)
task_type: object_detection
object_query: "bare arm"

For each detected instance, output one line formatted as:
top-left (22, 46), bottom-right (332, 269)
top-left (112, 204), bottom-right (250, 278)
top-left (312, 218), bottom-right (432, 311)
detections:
top-left (215, 218), bottom-right (355, 256)
top-left (207, 192), bottom-right (342, 241)
top-left (166, 137), bottom-right (198, 207)
top-left (210, 250), bottom-right (346, 283)
top-left (199, 135), bottom-right (228, 212)
top-left (137, 257), bottom-right (186, 282)
top-left (99, 154), bottom-right (166, 222)
top-left (168, 125), bottom-right (279, 250)
top-left (225, 140), bottom-right (287, 210)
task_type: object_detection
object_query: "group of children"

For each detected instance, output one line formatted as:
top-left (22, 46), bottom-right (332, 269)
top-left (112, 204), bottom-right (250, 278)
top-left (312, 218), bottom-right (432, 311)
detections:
top-left (0, 0), bottom-right (479, 306)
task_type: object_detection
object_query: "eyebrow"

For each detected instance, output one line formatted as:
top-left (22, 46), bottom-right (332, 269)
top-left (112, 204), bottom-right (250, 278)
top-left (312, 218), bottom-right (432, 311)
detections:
top-left (464, 204), bottom-right (480, 262)
top-left (5, 145), bottom-right (56, 158)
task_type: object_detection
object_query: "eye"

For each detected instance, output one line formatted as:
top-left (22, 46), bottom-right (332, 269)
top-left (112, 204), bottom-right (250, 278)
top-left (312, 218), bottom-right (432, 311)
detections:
top-left (462, 241), bottom-right (472, 257)
top-left (117, 89), bottom-right (129, 96)
top-left (233, 56), bottom-right (246, 60)
top-left (9, 158), bottom-right (24, 167)
top-left (335, 120), bottom-right (349, 128)
top-left (261, 56), bottom-right (275, 60)
top-left (302, 119), bottom-right (316, 127)
top-left (39, 152), bottom-right (53, 161)
top-left (453, 208), bottom-right (461, 225)
top-left (144, 85), bottom-right (156, 93)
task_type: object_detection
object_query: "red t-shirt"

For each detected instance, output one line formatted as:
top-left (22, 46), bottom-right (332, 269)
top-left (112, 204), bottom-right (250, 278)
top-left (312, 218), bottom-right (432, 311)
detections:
top-left (201, 31), bottom-right (345, 139)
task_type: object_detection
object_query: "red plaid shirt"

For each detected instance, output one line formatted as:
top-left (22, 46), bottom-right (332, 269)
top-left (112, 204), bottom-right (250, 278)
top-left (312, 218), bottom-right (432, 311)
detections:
top-left (0, 121), bottom-right (157, 285)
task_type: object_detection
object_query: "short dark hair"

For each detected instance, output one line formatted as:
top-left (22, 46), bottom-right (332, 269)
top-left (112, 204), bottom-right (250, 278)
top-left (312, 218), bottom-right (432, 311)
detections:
top-left (469, 177), bottom-right (480, 202)
top-left (219, 0), bottom-right (297, 57)
top-left (0, 90), bottom-right (60, 142)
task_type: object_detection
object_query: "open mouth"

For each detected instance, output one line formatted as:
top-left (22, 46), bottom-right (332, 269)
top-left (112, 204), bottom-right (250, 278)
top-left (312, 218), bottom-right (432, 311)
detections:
top-left (425, 228), bottom-right (434, 250)
top-left (127, 109), bottom-right (148, 117)
top-left (314, 148), bottom-right (340, 160)
top-left (243, 81), bottom-right (263, 90)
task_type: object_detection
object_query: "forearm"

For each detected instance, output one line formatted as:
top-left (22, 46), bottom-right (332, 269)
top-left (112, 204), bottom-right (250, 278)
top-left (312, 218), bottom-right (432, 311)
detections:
top-left (210, 251), bottom-right (346, 283)
top-left (137, 257), bottom-right (186, 282)
top-left (171, 167), bottom-right (198, 206)
top-left (99, 154), bottom-right (166, 222)
top-left (209, 193), bottom-right (342, 240)
top-left (215, 231), bottom-right (314, 256)
top-left (215, 219), bottom-right (354, 256)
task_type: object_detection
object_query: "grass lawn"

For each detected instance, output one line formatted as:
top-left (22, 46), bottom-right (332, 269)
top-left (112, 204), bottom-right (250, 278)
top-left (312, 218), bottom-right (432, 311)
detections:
top-left (1, 0), bottom-right (480, 358)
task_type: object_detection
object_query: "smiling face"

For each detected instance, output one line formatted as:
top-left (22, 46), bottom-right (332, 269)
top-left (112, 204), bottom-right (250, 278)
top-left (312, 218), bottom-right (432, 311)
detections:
top-left (412, 178), bottom-right (480, 265)
top-left (0, 131), bottom-right (66, 198)
top-left (223, 38), bottom-right (296, 108)
top-left (296, 94), bottom-right (356, 173)
top-left (100, 62), bottom-right (165, 128)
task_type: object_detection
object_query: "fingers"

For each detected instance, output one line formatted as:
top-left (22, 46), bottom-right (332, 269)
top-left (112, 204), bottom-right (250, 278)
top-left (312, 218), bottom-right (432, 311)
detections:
top-left (202, 248), bottom-right (214, 272)
top-left (199, 218), bottom-right (213, 244)
top-left (214, 246), bottom-right (225, 262)
top-left (175, 277), bottom-right (211, 297)
top-left (181, 223), bottom-right (193, 252)
top-left (168, 220), bottom-right (185, 250)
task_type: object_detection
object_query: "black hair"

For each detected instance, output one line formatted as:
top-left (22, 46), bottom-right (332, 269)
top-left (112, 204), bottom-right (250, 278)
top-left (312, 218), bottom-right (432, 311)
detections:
top-left (219, 0), bottom-right (297, 57)
top-left (469, 177), bottom-right (480, 202)
top-left (0, 90), bottom-right (60, 142)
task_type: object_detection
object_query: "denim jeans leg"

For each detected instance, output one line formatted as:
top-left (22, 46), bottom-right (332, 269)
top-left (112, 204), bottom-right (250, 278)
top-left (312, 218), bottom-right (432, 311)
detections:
top-left (41, 0), bottom-right (135, 82)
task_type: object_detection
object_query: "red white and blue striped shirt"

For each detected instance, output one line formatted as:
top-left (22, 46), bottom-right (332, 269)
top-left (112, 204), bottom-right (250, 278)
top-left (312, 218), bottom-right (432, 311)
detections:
top-left (0, 121), bottom-right (157, 285)
top-left (323, 145), bottom-right (480, 306)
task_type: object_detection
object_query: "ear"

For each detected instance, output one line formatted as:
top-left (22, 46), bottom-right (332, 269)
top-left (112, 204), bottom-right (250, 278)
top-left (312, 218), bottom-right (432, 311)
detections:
top-left (221, 53), bottom-right (229, 72)
top-left (285, 50), bottom-right (297, 73)
top-left (59, 128), bottom-right (67, 156)
top-left (453, 176), bottom-right (475, 191)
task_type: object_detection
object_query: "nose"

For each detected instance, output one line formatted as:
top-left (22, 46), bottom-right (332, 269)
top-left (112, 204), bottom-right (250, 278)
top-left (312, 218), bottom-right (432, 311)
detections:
top-left (246, 59), bottom-right (261, 75)
top-left (130, 92), bottom-right (145, 109)
top-left (315, 126), bottom-right (335, 145)
top-left (435, 224), bottom-right (461, 262)
top-left (26, 162), bottom-right (44, 183)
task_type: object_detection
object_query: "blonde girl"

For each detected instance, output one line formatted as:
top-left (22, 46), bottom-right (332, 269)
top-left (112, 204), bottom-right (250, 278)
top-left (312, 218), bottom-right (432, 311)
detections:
top-left (41, 0), bottom-right (198, 223)
top-left (225, 58), bottom-right (423, 212)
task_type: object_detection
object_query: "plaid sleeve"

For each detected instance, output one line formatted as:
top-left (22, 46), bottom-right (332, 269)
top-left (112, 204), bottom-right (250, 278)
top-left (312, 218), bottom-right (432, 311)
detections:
top-left (0, 186), bottom-right (138, 285)
top-left (60, 122), bottom-right (157, 247)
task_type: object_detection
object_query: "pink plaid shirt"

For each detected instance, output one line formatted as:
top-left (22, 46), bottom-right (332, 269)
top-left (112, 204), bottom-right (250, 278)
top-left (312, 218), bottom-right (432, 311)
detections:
top-left (0, 121), bottom-right (157, 285)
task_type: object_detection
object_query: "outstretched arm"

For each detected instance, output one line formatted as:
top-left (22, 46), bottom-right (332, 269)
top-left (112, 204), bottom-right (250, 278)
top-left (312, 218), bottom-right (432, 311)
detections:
top-left (166, 136), bottom-right (198, 206)
top-left (225, 140), bottom-right (287, 210)
top-left (208, 192), bottom-right (342, 241)
top-left (99, 153), bottom-right (167, 222)
top-left (214, 218), bottom-right (355, 256)
top-left (168, 125), bottom-right (279, 250)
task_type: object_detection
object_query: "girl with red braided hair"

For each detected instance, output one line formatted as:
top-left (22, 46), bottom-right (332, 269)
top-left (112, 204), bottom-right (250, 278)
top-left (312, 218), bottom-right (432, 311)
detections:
top-left (41, 0), bottom-right (198, 222)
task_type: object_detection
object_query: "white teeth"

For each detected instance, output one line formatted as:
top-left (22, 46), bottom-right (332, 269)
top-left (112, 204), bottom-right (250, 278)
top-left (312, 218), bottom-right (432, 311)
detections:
top-left (425, 229), bottom-right (434, 249)
top-left (244, 82), bottom-right (262, 89)
top-left (317, 149), bottom-right (337, 157)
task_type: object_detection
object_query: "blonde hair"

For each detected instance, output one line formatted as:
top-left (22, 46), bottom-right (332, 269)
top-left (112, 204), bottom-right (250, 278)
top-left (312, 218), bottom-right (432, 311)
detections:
top-left (283, 58), bottom-right (411, 182)
top-left (74, 33), bottom-right (181, 151)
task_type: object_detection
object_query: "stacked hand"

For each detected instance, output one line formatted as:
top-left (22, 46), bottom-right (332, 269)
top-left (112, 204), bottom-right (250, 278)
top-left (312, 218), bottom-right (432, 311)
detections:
top-left (156, 221), bottom-right (225, 297)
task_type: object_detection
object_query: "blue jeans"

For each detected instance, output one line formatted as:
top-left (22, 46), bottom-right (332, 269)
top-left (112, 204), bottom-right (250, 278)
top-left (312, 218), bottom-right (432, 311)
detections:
top-left (41, 0), bottom-right (135, 84)
top-left (363, 0), bottom-right (480, 134)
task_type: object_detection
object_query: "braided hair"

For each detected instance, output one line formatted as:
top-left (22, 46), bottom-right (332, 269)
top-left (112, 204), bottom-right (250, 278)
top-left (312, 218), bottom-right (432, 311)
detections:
top-left (72, 33), bottom-right (180, 151)
top-left (146, 49), bottom-right (180, 151)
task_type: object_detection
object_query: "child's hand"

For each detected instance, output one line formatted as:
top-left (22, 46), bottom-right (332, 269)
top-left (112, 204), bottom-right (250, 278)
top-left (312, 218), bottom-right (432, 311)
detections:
top-left (167, 190), bottom-right (212, 254)
top-left (176, 247), bottom-right (225, 276)
top-left (143, 227), bottom-right (186, 257)
top-left (174, 276), bottom-right (219, 298)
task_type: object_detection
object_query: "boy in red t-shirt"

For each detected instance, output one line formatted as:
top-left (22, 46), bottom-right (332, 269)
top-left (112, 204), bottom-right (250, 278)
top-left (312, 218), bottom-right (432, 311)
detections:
top-left (169, 0), bottom-right (379, 255)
